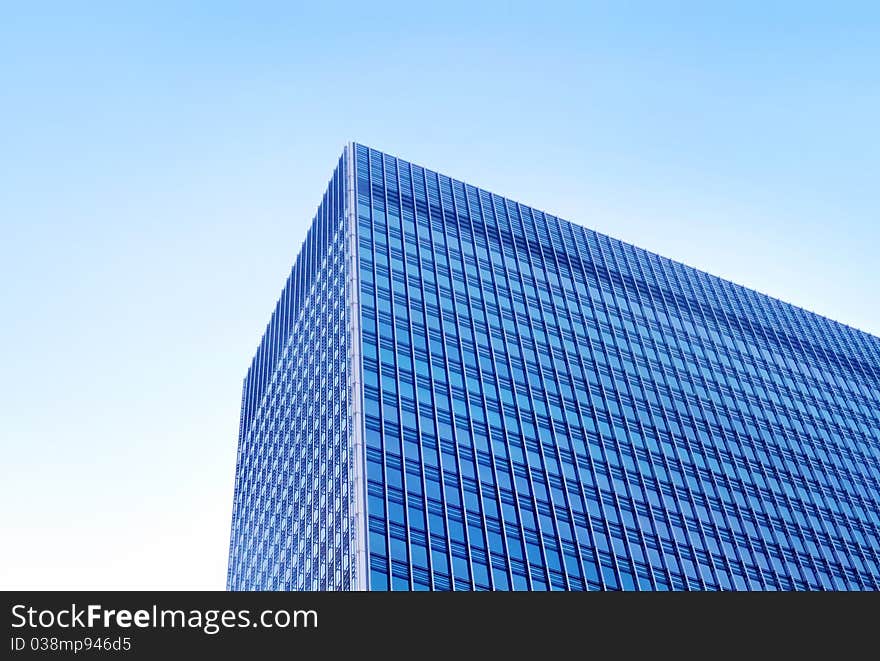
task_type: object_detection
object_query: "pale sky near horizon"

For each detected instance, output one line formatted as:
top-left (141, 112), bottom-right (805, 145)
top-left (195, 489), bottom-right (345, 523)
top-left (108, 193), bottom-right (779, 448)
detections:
top-left (1, 2), bottom-right (878, 589)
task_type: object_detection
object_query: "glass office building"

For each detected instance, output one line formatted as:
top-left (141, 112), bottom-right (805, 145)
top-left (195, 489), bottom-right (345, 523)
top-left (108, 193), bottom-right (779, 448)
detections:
top-left (227, 143), bottom-right (880, 591)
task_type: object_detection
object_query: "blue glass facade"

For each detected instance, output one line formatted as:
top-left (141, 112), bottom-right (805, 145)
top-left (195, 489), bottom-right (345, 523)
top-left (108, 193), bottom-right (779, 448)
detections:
top-left (229, 143), bottom-right (880, 590)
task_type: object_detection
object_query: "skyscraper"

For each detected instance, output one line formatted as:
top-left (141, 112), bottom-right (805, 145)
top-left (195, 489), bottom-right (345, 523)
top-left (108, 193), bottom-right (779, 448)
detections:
top-left (227, 143), bottom-right (880, 591)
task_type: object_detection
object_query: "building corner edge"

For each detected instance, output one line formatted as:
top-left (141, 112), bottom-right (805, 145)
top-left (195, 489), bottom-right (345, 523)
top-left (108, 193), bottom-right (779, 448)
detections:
top-left (345, 142), bottom-right (370, 591)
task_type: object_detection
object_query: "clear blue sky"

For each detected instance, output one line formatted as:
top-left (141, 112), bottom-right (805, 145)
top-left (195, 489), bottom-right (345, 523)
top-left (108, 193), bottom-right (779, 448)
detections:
top-left (1, 2), bottom-right (877, 589)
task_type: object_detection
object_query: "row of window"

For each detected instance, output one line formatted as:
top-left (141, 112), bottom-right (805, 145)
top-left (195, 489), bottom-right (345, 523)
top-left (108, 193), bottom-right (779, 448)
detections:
top-left (356, 144), bottom-right (880, 590)
top-left (229, 157), bottom-right (358, 591)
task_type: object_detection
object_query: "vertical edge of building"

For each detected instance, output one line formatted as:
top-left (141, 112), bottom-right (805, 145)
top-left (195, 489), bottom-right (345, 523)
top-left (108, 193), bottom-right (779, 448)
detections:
top-left (346, 142), bottom-right (370, 590)
top-left (226, 373), bottom-right (248, 590)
